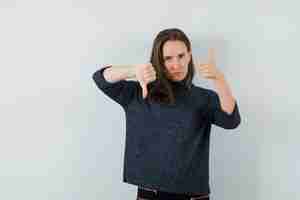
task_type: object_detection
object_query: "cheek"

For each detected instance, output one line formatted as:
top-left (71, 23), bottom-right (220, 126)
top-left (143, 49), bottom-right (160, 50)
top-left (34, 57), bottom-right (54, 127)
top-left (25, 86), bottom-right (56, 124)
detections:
top-left (183, 57), bottom-right (190, 65)
top-left (183, 62), bottom-right (189, 71)
top-left (164, 64), bottom-right (173, 72)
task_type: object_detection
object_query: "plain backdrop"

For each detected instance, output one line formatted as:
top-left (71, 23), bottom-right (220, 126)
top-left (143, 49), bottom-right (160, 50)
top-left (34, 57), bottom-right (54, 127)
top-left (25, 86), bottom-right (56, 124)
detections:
top-left (0, 0), bottom-right (299, 200)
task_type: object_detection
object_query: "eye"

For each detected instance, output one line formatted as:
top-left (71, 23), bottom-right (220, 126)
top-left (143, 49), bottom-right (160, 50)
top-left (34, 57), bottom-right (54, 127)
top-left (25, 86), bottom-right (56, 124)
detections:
top-left (179, 54), bottom-right (185, 58)
top-left (164, 57), bottom-right (172, 62)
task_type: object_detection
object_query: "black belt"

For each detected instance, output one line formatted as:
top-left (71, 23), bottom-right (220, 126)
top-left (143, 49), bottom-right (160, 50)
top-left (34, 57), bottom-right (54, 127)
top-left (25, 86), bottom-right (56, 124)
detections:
top-left (137, 187), bottom-right (210, 200)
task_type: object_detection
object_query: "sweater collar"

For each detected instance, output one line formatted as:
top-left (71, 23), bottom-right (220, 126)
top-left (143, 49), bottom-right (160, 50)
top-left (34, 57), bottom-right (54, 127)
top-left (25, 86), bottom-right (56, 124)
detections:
top-left (169, 79), bottom-right (193, 97)
top-left (169, 79), bottom-right (190, 89)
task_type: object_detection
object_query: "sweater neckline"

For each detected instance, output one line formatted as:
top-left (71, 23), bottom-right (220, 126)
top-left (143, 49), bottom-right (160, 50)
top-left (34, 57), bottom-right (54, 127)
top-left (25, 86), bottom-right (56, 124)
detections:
top-left (169, 79), bottom-right (190, 90)
top-left (168, 79), bottom-right (193, 99)
top-left (169, 79), bottom-right (186, 86)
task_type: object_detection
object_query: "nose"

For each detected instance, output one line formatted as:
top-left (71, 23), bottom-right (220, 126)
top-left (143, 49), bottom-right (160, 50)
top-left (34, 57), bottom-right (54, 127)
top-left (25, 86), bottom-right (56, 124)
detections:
top-left (170, 59), bottom-right (181, 70)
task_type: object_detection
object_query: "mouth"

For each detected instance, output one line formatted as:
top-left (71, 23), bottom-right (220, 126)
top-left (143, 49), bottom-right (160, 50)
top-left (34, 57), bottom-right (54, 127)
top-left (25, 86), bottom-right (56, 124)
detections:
top-left (172, 72), bottom-right (183, 75)
top-left (166, 71), bottom-right (184, 80)
top-left (172, 73), bottom-right (184, 78)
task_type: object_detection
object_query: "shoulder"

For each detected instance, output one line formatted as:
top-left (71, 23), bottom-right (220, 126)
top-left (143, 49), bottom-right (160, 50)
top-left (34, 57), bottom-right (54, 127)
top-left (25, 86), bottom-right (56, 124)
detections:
top-left (190, 85), bottom-right (221, 110)
top-left (191, 84), bottom-right (217, 97)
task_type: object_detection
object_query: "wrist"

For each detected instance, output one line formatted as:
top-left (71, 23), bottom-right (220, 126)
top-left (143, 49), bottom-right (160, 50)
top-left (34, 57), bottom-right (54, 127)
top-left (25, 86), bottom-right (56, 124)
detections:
top-left (124, 66), bottom-right (136, 80)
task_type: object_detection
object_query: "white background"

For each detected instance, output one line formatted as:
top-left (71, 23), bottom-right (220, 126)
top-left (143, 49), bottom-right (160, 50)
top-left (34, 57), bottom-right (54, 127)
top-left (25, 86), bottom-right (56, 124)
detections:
top-left (0, 0), bottom-right (299, 199)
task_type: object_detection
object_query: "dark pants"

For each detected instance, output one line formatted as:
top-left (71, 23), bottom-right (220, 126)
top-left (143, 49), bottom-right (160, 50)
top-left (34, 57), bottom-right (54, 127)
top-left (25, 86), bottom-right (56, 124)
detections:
top-left (136, 187), bottom-right (210, 200)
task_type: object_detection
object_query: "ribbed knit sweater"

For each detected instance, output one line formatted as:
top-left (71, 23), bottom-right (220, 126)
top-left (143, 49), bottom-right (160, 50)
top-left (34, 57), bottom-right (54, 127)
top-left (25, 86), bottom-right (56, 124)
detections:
top-left (92, 66), bottom-right (241, 194)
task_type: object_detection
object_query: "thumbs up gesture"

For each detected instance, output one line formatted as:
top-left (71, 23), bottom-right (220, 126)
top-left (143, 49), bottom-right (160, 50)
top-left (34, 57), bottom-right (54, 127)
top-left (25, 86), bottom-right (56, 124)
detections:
top-left (196, 48), bottom-right (223, 80)
top-left (135, 63), bottom-right (157, 99)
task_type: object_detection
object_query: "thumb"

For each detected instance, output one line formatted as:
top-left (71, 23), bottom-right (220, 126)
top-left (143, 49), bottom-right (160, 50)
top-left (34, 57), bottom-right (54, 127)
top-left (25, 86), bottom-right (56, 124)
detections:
top-left (208, 48), bottom-right (216, 65)
top-left (140, 82), bottom-right (148, 99)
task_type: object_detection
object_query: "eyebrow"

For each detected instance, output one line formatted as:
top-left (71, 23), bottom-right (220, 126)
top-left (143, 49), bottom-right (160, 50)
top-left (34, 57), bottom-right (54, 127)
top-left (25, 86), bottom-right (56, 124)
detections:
top-left (163, 52), bottom-right (185, 60)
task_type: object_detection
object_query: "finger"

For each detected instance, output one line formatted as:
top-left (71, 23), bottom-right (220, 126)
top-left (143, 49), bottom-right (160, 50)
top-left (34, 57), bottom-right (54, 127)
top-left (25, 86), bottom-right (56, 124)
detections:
top-left (144, 71), bottom-right (156, 78)
top-left (145, 68), bottom-right (156, 75)
top-left (201, 72), bottom-right (216, 79)
top-left (208, 48), bottom-right (216, 65)
top-left (144, 76), bottom-right (156, 84)
top-left (200, 64), bottom-right (216, 71)
top-left (199, 66), bottom-right (212, 72)
top-left (140, 83), bottom-right (148, 99)
top-left (145, 63), bottom-right (154, 69)
top-left (144, 73), bottom-right (156, 80)
top-left (199, 69), bottom-right (210, 74)
top-left (199, 64), bottom-right (210, 69)
top-left (200, 72), bottom-right (211, 78)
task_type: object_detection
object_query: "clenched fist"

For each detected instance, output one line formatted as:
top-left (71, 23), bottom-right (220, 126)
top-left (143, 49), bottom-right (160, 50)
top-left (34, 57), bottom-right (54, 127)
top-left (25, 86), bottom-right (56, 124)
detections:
top-left (135, 63), bottom-right (157, 99)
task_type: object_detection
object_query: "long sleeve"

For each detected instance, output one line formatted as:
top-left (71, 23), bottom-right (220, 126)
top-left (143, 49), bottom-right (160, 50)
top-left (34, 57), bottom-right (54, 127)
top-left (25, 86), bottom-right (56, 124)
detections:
top-left (92, 66), bottom-right (137, 108)
top-left (208, 90), bottom-right (241, 129)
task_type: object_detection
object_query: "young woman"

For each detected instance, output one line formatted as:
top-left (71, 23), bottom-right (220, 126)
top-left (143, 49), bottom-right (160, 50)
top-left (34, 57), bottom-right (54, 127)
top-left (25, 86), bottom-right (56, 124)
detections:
top-left (92, 28), bottom-right (241, 200)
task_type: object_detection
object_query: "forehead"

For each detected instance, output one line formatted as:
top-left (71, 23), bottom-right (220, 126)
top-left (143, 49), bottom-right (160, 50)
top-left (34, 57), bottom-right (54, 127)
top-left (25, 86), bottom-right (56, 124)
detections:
top-left (162, 40), bottom-right (189, 56)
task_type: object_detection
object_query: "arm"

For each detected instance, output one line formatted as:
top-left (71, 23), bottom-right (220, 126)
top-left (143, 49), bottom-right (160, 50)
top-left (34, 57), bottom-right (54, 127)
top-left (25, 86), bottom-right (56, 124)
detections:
top-left (196, 48), bottom-right (241, 129)
top-left (208, 87), bottom-right (241, 130)
top-left (101, 63), bottom-right (156, 99)
top-left (212, 73), bottom-right (236, 114)
top-left (102, 65), bottom-right (136, 83)
top-left (92, 65), bottom-right (137, 108)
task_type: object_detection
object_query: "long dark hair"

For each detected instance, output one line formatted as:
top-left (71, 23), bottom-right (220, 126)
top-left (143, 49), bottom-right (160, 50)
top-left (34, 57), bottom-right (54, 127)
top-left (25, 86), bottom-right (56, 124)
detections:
top-left (147, 28), bottom-right (195, 105)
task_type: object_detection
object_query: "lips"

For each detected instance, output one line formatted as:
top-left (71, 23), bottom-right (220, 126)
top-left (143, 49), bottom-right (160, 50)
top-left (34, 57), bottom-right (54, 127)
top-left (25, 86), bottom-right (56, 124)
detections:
top-left (172, 72), bottom-right (182, 76)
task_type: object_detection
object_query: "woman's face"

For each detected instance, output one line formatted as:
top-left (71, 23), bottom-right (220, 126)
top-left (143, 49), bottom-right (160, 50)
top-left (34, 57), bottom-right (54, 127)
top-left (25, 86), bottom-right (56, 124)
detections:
top-left (162, 40), bottom-right (192, 81)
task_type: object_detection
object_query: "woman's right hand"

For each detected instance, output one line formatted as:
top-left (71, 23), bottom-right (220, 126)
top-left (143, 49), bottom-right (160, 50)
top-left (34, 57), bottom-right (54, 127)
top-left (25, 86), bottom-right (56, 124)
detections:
top-left (134, 63), bottom-right (157, 99)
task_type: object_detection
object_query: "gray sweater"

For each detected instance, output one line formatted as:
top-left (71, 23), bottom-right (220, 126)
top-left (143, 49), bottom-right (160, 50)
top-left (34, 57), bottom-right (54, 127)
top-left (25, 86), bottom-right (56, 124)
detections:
top-left (92, 66), bottom-right (241, 194)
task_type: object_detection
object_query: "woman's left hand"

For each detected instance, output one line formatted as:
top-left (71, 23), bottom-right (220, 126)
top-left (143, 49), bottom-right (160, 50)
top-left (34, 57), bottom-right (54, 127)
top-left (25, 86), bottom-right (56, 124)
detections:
top-left (195, 48), bottom-right (224, 80)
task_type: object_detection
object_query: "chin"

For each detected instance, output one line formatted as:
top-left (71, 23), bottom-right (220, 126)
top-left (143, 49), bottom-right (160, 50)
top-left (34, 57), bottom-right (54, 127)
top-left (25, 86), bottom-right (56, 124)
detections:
top-left (171, 77), bottom-right (184, 82)
top-left (174, 78), bottom-right (183, 81)
top-left (173, 74), bottom-right (186, 81)
top-left (168, 72), bottom-right (187, 81)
